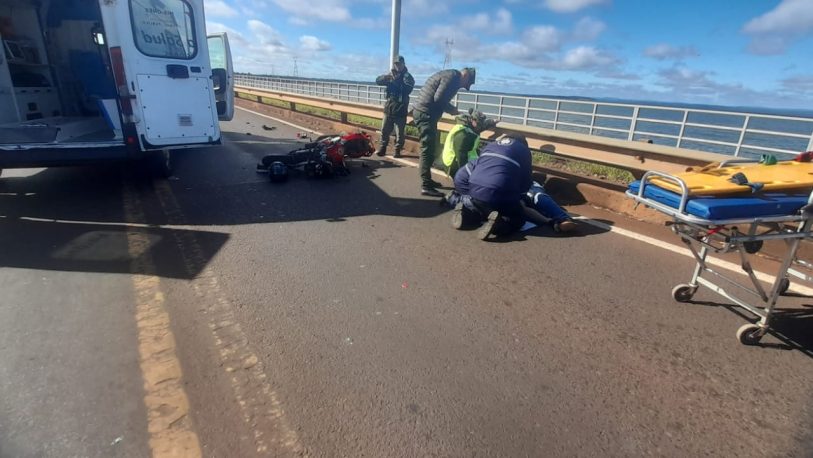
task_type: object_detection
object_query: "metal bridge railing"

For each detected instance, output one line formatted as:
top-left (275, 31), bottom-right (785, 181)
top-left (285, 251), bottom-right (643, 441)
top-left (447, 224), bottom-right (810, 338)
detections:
top-left (235, 74), bottom-right (813, 159)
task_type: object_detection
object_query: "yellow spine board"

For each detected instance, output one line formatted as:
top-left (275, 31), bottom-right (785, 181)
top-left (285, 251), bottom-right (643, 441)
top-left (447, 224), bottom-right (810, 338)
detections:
top-left (649, 161), bottom-right (813, 196)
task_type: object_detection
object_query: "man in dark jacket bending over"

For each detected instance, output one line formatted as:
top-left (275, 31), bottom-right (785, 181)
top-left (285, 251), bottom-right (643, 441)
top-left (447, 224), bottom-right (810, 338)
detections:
top-left (411, 67), bottom-right (476, 197)
top-left (451, 134), bottom-right (532, 240)
top-left (375, 56), bottom-right (414, 158)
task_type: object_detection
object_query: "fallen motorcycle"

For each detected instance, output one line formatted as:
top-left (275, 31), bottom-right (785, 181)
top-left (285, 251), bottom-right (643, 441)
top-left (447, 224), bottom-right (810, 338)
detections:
top-left (256, 132), bottom-right (375, 182)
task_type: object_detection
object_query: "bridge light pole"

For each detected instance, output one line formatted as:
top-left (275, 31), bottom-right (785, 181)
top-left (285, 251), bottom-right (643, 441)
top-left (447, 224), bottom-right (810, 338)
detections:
top-left (390, 0), bottom-right (401, 65)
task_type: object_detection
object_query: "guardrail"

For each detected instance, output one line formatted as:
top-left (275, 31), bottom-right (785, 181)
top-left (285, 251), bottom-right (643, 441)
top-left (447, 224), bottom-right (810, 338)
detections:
top-left (235, 85), bottom-right (734, 178)
top-left (236, 74), bottom-right (813, 159)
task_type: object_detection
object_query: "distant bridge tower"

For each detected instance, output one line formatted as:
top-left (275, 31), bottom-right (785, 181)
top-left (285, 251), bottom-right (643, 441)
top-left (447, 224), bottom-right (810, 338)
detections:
top-left (442, 38), bottom-right (454, 69)
top-left (293, 57), bottom-right (299, 77)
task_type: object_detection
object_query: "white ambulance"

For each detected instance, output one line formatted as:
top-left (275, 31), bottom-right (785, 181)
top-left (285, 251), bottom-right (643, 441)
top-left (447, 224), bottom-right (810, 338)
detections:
top-left (0, 0), bottom-right (234, 176)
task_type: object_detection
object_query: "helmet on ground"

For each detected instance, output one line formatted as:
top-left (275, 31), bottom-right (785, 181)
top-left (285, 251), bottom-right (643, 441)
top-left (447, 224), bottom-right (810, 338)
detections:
top-left (269, 161), bottom-right (289, 182)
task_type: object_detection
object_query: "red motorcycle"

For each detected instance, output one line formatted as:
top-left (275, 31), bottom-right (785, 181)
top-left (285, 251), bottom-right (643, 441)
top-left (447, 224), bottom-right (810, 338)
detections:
top-left (256, 132), bottom-right (375, 181)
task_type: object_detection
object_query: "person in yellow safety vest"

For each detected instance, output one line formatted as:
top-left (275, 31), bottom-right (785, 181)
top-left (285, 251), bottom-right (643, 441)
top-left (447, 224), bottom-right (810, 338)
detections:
top-left (442, 110), bottom-right (495, 178)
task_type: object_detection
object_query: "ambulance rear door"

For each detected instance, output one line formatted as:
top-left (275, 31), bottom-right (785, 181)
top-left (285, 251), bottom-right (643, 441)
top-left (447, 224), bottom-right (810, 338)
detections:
top-left (207, 33), bottom-right (234, 121)
top-left (107, 0), bottom-right (221, 149)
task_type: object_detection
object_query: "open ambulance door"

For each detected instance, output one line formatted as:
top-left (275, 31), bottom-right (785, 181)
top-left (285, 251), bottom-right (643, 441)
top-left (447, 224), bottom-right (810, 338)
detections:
top-left (207, 33), bottom-right (234, 121)
top-left (102, 0), bottom-right (222, 149)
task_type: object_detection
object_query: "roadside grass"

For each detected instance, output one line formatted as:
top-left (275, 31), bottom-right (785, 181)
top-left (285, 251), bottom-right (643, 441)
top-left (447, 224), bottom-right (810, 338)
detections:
top-left (532, 151), bottom-right (634, 184)
top-left (261, 97), bottom-right (291, 109)
top-left (236, 92), bottom-right (258, 102)
top-left (294, 104), bottom-right (342, 120)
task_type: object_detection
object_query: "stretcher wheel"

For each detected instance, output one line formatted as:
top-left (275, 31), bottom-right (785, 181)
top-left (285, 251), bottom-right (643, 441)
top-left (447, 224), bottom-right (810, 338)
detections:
top-left (743, 240), bottom-right (763, 254)
top-left (671, 284), bottom-right (696, 302)
top-left (736, 323), bottom-right (765, 345)
top-left (777, 277), bottom-right (790, 295)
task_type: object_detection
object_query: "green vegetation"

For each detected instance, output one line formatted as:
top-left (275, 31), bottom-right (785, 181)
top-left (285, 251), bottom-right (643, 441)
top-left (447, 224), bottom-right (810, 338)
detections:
top-left (531, 151), bottom-right (634, 184)
top-left (347, 113), bottom-right (381, 129)
top-left (261, 97), bottom-right (291, 109)
top-left (236, 92), bottom-right (258, 102)
top-left (294, 103), bottom-right (342, 120)
top-left (343, 114), bottom-right (418, 137)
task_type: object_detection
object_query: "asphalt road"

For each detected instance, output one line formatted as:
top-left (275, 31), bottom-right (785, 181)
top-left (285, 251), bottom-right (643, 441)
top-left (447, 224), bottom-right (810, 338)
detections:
top-left (1, 108), bottom-right (812, 457)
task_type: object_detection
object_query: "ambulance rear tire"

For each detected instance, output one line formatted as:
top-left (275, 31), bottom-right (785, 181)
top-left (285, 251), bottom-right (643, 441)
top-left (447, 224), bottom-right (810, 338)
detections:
top-left (148, 149), bottom-right (172, 178)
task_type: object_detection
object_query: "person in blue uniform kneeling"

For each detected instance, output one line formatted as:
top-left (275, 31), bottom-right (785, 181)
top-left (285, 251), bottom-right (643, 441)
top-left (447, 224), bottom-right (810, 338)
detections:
top-left (446, 134), bottom-right (576, 239)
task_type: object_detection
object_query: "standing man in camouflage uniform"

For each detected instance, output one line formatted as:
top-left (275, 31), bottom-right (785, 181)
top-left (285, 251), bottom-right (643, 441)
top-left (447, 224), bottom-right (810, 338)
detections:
top-left (375, 56), bottom-right (415, 158)
top-left (411, 67), bottom-right (476, 197)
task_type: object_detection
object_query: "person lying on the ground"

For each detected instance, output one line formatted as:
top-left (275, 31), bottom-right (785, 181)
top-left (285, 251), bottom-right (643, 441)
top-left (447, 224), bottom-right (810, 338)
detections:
top-left (447, 169), bottom-right (577, 235)
top-left (522, 181), bottom-right (577, 233)
top-left (441, 110), bottom-right (496, 178)
top-left (444, 134), bottom-right (532, 240)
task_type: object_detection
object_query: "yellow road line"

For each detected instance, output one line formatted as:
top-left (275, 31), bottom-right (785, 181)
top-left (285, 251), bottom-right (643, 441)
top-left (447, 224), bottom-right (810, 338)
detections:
top-left (151, 179), bottom-right (304, 455)
top-left (123, 182), bottom-right (202, 458)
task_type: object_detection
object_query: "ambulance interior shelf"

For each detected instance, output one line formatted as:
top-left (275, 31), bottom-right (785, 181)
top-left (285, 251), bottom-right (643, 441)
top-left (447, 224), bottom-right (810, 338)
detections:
top-left (0, 2), bottom-right (119, 140)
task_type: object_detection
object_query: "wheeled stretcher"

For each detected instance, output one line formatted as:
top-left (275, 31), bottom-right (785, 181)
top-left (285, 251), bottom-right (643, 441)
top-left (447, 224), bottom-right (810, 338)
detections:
top-left (627, 160), bottom-right (813, 345)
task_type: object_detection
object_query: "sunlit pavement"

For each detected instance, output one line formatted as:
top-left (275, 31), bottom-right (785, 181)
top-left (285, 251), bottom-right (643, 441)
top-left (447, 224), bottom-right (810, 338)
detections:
top-left (1, 108), bottom-right (811, 457)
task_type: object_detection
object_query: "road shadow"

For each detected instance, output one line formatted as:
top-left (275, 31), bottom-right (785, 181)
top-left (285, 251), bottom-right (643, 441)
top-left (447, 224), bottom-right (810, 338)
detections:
top-left (0, 130), bottom-right (447, 277)
top-left (0, 218), bottom-right (227, 279)
top-left (483, 217), bottom-right (612, 243)
top-left (690, 299), bottom-right (813, 358)
top-left (161, 147), bottom-right (449, 226)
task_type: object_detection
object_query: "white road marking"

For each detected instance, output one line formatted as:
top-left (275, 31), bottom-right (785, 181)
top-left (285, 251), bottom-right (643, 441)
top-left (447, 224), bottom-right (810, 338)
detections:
top-left (574, 217), bottom-right (813, 296)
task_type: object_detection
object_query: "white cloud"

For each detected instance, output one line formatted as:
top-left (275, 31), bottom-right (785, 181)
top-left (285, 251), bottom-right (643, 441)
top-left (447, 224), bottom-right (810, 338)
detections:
top-left (781, 75), bottom-right (813, 95)
top-left (560, 46), bottom-right (616, 70)
top-left (404, 0), bottom-right (449, 17)
top-left (420, 9), bottom-right (518, 59)
top-left (655, 66), bottom-right (741, 97)
top-left (299, 35), bottom-right (332, 52)
top-left (461, 9), bottom-right (513, 35)
top-left (522, 26), bottom-right (562, 52)
top-left (206, 21), bottom-right (249, 46)
top-left (643, 44), bottom-right (699, 61)
top-left (227, 19), bottom-right (336, 76)
top-left (743, 0), bottom-right (813, 55)
top-left (743, 0), bottom-right (813, 34)
top-left (572, 17), bottom-right (605, 41)
top-left (418, 19), bottom-right (623, 76)
top-left (247, 19), bottom-right (284, 46)
top-left (493, 8), bottom-right (514, 35)
top-left (205, 0), bottom-right (239, 17)
top-left (270, 0), bottom-right (351, 23)
top-left (544, 0), bottom-right (609, 13)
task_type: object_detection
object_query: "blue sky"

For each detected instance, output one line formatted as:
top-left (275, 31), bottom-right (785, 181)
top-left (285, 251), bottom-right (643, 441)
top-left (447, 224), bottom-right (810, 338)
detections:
top-left (204, 0), bottom-right (813, 110)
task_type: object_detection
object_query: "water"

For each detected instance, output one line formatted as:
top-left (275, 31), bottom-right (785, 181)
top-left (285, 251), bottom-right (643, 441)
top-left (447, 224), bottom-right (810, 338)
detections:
top-left (455, 95), bottom-right (813, 159)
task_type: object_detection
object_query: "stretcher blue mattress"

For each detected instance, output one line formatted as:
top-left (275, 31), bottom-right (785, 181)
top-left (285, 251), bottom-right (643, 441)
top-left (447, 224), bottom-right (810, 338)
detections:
top-left (628, 180), bottom-right (809, 220)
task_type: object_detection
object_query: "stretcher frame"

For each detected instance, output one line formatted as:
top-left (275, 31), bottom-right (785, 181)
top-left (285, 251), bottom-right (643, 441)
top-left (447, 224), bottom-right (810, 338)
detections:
top-left (626, 161), bottom-right (813, 345)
